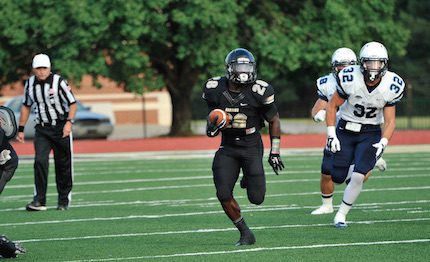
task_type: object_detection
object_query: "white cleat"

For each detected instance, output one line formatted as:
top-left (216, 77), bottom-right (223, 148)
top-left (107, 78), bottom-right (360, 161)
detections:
top-left (375, 158), bottom-right (387, 171)
top-left (311, 205), bottom-right (334, 215)
top-left (334, 212), bottom-right (347, 228)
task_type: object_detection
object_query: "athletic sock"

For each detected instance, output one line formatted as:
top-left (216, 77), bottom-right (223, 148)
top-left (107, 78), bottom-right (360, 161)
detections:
top-left (322, 193), bottom-right (333, 206)
top-left (233, 217), bottom-right (249, 233)
top-left (338, 201), bottom-right (352, 216)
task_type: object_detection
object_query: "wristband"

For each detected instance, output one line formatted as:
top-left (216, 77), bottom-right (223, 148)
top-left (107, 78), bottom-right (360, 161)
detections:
top-left (327, 126), bottom-right (336, 137)
top-left (18, 125), bottom-right (25, 132)
top-left (271, 136), bottom-right (280, 154)
top-left (380, 137), bottom-right (388, 147)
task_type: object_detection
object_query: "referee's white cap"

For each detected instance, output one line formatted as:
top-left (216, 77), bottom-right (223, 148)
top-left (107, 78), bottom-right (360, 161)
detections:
top-left (32, 54), bottom-right (51, 68)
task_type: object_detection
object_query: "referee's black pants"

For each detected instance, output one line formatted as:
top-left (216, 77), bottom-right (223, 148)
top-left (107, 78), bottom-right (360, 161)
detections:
top-left (33, 123), bottom-right (73, 206)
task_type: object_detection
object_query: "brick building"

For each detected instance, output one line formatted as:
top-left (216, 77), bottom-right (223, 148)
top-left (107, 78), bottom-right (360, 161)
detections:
top-left (0, 75), bottom-right (172, 128)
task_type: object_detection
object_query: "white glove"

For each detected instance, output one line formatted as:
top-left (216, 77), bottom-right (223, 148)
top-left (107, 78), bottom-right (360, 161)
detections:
top-left (372, 138), bottom-right (388, 159)
top-left (313, 110), bottom-right (326, 122)
top-left (326, 126), bottom-right (341, 153)
top-left (0, 150), bottom-right (11, 165)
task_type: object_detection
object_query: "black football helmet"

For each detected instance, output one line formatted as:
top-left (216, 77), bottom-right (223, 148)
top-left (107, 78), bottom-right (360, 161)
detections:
top-left (225, 48), bottom-right (257, 84)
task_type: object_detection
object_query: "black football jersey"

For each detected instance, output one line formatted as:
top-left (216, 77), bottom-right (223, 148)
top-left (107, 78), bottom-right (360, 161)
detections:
top-left (202, 76), bottom-right (278, 138)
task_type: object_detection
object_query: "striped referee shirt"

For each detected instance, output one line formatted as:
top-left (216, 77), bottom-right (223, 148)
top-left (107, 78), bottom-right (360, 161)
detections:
top-left (23, 73), bottom-right (76, 125)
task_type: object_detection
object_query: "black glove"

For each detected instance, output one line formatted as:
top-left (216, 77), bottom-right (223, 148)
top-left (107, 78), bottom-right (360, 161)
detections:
top-left (268, 153), bottom-right (284, 175)
top-left (206, 116), bottom-right (225, 137)
top-left (0, 235), bottom-right (26, 258)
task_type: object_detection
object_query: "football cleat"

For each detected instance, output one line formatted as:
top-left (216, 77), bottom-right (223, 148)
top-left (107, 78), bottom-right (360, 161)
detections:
top-left (334, 212), bottom-right (348, 228)
top-left (375, 158), bottom-right (387, 172)
top-left (311, 205), bottom-right (334, 215)
top-left (235, 229), bottom-right (256, 246)
top-left (56, 205), bottom-right (68, 211)
top-left (25, 201), bottom-right (47, 211)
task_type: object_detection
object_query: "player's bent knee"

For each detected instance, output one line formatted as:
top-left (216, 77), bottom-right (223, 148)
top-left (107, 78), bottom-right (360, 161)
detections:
top-left (247, 191), bottom-right (265, 205)
top-left (331, 167), bottom-right (350, 184)
top-left (350, 172), bottom-right (365, 185)
top-left (216, 190), bottom-right (232, 202)
top-left (331, 174), bottom-right (346, 184)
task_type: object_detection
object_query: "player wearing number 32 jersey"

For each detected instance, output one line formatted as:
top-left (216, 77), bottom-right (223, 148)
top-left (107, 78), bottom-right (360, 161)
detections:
top-left (326, 41), bottom-right (404, 228)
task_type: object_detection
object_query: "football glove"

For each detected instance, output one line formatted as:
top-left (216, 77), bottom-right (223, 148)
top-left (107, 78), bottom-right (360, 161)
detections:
top-left (206, 116), bottom-right (225, 137)
top-left (372, 138), bottom-right (388, 160)
top-left (313, 109), bottom-right (326, 122)
top-left (0, 235), bottom-right (26, 258)
top-left (326, 126), bottom-right (340, 153)
top-left (0, 149), bottom-right (11, 165)
top-left (268, 153), bottom-right (284, 175)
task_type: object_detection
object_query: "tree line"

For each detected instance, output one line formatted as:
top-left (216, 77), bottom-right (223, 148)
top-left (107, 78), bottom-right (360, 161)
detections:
top-left (0, 0), bottom-right (428, 135)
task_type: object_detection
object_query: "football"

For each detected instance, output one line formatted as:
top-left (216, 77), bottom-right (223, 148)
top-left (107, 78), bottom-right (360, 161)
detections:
top-left (208, 109), bottom-right (230, 128)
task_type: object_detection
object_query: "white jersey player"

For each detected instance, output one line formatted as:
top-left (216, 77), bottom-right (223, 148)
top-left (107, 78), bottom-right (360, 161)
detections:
top-left (310, 48), bottom-right (386, 216)
top-left (326, 41), bottom-right (405, 228)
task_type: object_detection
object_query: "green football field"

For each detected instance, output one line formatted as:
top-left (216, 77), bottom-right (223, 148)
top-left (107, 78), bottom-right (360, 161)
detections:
top-left (1, 149), bottom-right (429, 261)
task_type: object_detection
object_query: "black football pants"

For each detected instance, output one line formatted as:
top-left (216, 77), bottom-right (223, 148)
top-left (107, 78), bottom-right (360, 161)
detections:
top-left (33, 124), bottom-right (73, 206)
top-left (212, 137), bottom-right (266, 205)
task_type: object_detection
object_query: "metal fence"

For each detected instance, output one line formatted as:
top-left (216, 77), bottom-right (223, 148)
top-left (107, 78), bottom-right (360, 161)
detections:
top-left (396, 84), bottom-right (430, 130)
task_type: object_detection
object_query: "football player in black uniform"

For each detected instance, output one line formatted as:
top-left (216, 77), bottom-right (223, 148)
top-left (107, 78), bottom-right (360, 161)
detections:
top-left (202, 48), bottom-right (284, 246)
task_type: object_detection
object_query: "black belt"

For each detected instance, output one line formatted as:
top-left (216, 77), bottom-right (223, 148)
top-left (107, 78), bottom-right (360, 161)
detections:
top-left (39, 120), bottom-right (66, 127)
top-left (338, 119), bottom-right (381, 132)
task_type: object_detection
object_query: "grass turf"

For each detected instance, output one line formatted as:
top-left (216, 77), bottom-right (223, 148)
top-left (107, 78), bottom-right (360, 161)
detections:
top-left (0, 151), bottom-right (429, 261)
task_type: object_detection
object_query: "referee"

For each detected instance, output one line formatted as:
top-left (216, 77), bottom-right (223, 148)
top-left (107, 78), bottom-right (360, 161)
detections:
top-left (17, 54), bottom-right (77, 211)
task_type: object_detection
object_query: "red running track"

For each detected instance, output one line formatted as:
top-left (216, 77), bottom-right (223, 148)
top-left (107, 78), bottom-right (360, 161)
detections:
top-left (10, 130), bottom-right (430, 155)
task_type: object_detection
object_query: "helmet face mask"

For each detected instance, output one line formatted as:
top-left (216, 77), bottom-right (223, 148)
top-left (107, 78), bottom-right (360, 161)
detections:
top-left (225, 48), bottom-right (257, 84)
top-left (359, 41), bottom-right (388, 83)
top-left (361, 59), bottom-right (387, 81)
top-left (331, 48), bottom-right (357, 74)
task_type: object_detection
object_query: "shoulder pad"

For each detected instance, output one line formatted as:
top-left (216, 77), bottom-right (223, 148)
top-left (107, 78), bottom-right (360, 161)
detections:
top-left (0, 106), bottom-right (17, 139)
top-left (316, 73), bottom-right (337, 99)
top-left (205, 76), bottom-right (222, 89)
top-left (337, 65), bottom-right (363, 97)
top-left (255, 79), bottom-right (269, 87)
top-left (381, 71), bottom-right (405, 105)
top-left (252, 80), bottom-right (275, 104)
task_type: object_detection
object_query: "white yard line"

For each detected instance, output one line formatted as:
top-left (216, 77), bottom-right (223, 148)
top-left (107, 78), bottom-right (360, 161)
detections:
top-left (1, 199), bottom-right (429, 227)
top-left (2, 180), bottom-right (430, 203)
top-left (4, 171), bottom-right (430, 190)
top-left (63, 238), bottom-right (430, 261)
top-left (66, 238), bottom-right (430, 262)
top-left (16, 217), bottom-right (430, 244)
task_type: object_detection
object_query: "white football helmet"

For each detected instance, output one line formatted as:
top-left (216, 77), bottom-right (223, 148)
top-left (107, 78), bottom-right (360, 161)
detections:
top-left (331, 47), bottom-right (357, 73)
top-left (359, 41), bottom-right (388, 82)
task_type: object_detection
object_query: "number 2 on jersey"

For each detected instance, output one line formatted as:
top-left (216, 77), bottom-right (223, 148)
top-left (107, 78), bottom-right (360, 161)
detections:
top-left (390, 76), bottom-right (403, 94)
top-left (341, 67), bottom-right (354, 83)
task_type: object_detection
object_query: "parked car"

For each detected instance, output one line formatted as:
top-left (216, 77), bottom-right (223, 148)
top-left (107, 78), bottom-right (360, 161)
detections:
top-left (3, 96), bottom-right (114, 139)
